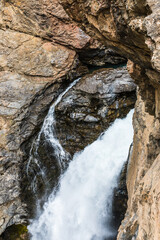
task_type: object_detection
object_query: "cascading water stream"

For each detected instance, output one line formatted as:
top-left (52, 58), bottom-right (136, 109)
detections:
top-left (27, 78), bottom-right (81, 194)
top-left (28, 105), bottom-right (134, 240)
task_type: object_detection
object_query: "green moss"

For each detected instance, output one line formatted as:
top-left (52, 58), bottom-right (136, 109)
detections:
top-left (1, 224), bottom-right (29, 240)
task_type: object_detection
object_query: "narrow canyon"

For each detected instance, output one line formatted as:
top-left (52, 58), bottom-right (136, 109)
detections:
top-left (0, 0), bottom-right (160, 240)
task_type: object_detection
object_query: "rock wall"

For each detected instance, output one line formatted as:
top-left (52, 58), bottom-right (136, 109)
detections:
top-left (0, 29), bottom-right (79, 235)
top-left (55, 66), bottom-right (136, 155)
top-left (59, 0), bottom-right (160, 239)
top-left (0, 0), bottom-right (160, 239)
top-left (0, 0), bottom-right (89, 235)
top-left (0, 0), bottom-right (129, 236)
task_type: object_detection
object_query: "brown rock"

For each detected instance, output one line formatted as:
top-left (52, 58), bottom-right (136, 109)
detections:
top-left (0, 29), bottom-right (76, 76)
top-left (59, 0), bottom-right (160, 239)
top-left (0, 0), bottom-right (90, 49)
top-left (0, 23), bottom-right (80, 235)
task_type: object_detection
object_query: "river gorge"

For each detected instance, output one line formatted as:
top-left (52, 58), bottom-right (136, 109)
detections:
top-left (0, 0), bottom-right (160, 239)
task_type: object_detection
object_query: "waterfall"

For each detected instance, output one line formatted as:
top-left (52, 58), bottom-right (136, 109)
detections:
top-left (28, 109), bottom-right (134, 240)
top-left (27, 78), bottom-right (81, 194)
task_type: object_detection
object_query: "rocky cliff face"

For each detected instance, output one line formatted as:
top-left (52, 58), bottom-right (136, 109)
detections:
top-left (59, 0), bottom-right (160, 239)
top-left (0, 0), bottom-right (130, 236)
top-left (0, 0), bottom-right (160, 239)
top-left (0, 0), bottom-right (89, 235)
top-left (0, 29), bottom-right (79, 235)
top-left (55, 66), bottom-right (136, 155)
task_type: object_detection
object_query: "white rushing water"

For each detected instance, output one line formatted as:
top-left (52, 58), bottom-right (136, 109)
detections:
top-left (41, 77), bottom-right (81, 168)
top-left (27, 78), bottom-right (81, 192)
top-left (29, 109), bottom-right (134, 240)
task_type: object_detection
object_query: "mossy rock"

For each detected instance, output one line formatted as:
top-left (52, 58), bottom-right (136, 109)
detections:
top-left (1, 224), bottom-right (29, 240)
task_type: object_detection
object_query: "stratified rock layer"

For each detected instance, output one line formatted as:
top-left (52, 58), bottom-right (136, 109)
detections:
top-left (60, 0), bottom-right (160, 239)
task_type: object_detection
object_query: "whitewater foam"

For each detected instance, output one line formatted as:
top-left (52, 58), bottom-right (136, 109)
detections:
top-left (29, 109), bottom-right (133, 240)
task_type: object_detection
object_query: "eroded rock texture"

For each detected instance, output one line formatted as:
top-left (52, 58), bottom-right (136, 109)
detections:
top-left (55, 67), bottom-right (136, 154)
top-left (0, 0), bottom-right (160, 239)
top-left (0, 30), bottom-right (79, 235)
top-left (0, 0), bottom-right (129, 236)
top-left (59, 0), bottom-right (160, 239)
top-left (0, 0), bottom-right (89, 235)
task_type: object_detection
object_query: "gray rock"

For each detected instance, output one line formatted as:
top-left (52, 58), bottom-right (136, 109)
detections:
top-left (84, 115), bottom-right (99, 122)
top-left (70, 113), bottom-right (86, 120)
top-left (55, 66), bottom-right (136, 155)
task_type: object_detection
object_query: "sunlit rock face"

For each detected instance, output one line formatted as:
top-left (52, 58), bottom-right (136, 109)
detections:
top-left (59, 0), bottom-right (160, 239)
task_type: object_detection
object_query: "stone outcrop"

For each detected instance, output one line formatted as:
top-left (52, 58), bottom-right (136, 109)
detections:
top-left (55, 66), bottom-right (136, 155)
top-left (59, 0), bottom-right (160, 239)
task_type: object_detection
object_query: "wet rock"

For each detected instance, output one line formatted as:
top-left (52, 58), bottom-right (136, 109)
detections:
top-left (0, 0), bottom-right (127, 233)
top-left (0, 224), bottom-right (29, 240)
top-left (79, 47), bottom-right (126, 67)
top-left (0, 22), bottom-right (85, 236)
top-left (112, 162), bottom-right (128, 230)
top-left (55, 67), bottom-right (136, 155)
top-left (110, 143), bottom-right (133, 238)
top-left (60, 1), bottom-right (160, 238)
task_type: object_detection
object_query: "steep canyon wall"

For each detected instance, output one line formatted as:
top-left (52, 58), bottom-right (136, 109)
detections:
top-left (0, 0), bottom-right (127, 236)
top-left (59, 0), bottom-right (160, 239)
top-left (0, 0), bottom-right (90, 234)
top-left (0, 0), bottom-right (160, 239)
